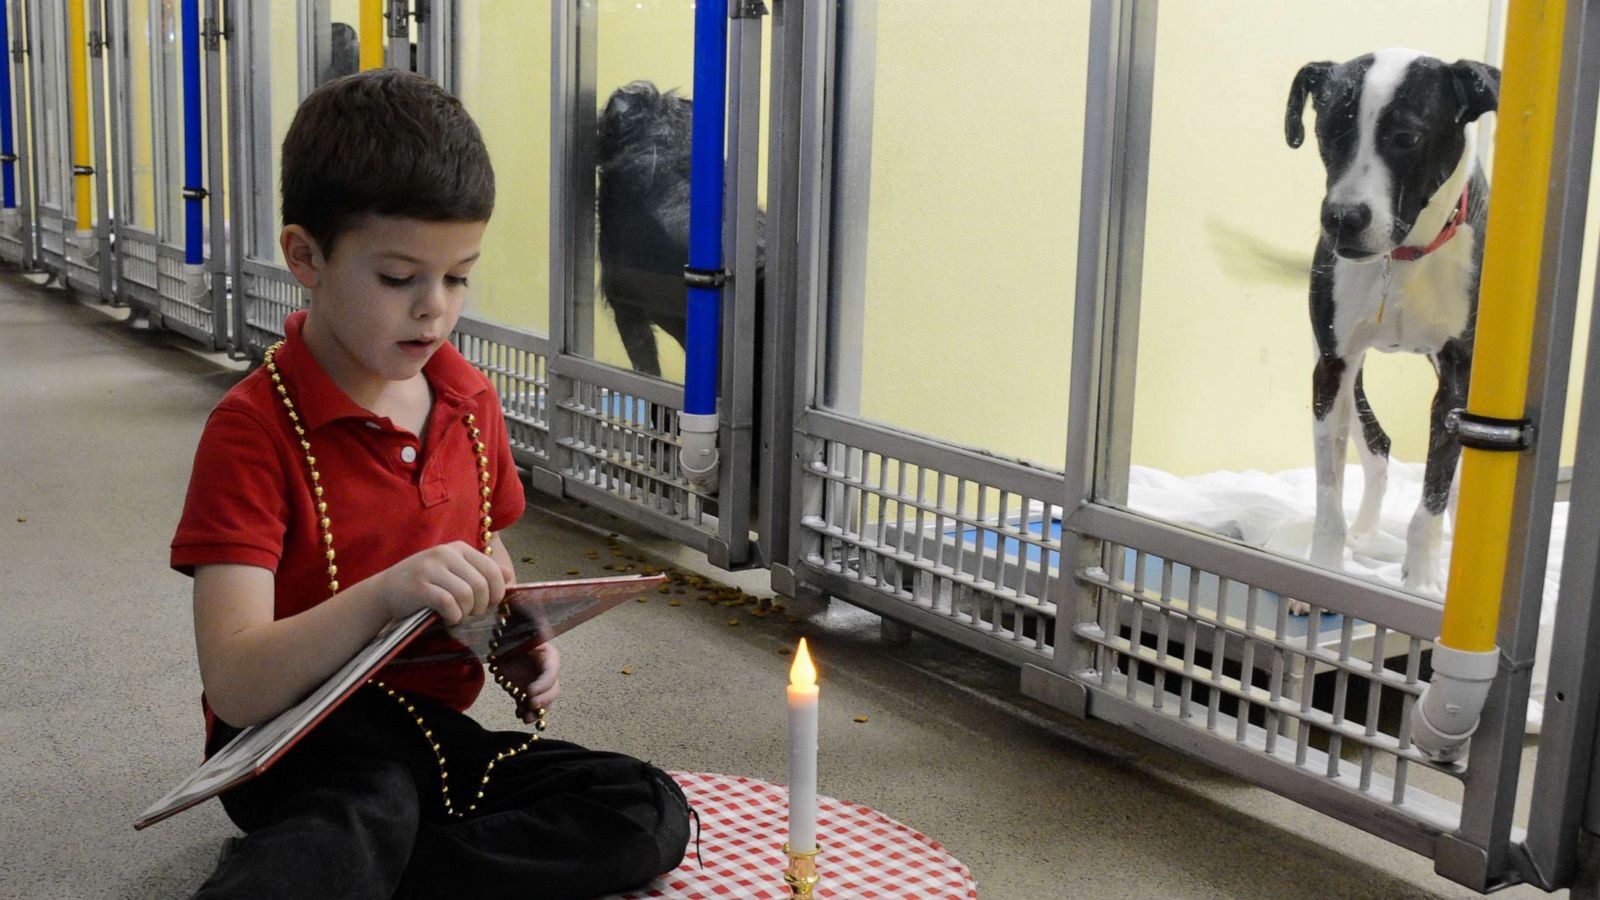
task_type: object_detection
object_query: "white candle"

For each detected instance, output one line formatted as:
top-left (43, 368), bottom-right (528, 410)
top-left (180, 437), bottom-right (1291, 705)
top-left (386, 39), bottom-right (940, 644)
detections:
top-left (787, 637), bottom-right (820, 854)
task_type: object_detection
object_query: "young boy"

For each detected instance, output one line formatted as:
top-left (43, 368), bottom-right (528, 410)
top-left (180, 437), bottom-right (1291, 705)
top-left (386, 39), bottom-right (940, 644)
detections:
top-left (170, 70), bottom-right (688, 898)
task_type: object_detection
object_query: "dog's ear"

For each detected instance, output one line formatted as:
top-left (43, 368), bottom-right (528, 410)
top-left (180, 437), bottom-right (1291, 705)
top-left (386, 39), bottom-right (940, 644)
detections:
top-left (1286, 62), bottom-right (1333, 149)
top-left (1450, 60), bottom-right (1500, 123)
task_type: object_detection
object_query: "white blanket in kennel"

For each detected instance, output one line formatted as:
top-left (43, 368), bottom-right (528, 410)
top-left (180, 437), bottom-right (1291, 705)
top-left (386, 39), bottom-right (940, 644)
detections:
top-left (1125, 462), bottom-right (1565, 734)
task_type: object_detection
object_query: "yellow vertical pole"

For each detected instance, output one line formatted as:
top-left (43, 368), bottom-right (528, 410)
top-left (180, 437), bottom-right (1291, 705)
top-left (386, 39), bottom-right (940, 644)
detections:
top-left (359, 0), bottom-right (384, 71)
top-left (67, 0), bottom-right (92, 232)
top-left (1438, 0), bottom-right (1566, 653)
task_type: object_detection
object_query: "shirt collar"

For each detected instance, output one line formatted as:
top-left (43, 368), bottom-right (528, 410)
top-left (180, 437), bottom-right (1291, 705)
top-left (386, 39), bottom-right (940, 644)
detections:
top-left (275, 310), bottom-right (489, 433)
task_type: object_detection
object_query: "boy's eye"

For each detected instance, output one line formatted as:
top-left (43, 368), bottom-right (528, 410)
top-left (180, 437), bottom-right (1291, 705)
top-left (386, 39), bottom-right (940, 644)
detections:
top-left (447, 275), bottom-right (470, 288)
top-left (379, 274), bottom-right (414, 288)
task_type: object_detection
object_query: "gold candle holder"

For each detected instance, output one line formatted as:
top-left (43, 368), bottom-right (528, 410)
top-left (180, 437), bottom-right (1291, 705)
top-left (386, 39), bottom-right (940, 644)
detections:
top-left (783, 842), bottom-right (820, 897)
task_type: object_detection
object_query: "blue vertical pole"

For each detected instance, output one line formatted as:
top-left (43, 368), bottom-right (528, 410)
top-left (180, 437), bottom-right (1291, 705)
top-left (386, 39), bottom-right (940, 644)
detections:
top-left (181, 0), bottom-right (201, 265)
top-left (0, 0), bottom-right (15, 209)
top-left (684, 0), bottom-right (727, 417)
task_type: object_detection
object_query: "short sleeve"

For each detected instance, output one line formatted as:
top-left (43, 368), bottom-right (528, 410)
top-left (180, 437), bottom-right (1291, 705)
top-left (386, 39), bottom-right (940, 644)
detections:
top-left (484, 393), bottom-right (526, 531)
top-left (170, 407), bottom-right (292, 576)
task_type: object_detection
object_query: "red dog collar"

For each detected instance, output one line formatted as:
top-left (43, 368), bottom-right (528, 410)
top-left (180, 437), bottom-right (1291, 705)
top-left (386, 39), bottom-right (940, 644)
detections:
top-left (1390, 182), bottom-right (1469, 262)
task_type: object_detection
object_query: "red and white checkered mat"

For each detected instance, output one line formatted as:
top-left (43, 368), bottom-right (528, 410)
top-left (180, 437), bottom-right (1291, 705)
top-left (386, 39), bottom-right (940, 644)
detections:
top-left (609, 771), bottom-right (978, 899)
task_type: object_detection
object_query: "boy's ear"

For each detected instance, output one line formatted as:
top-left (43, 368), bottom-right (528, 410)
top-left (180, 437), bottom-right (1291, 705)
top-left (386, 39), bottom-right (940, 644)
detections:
top-left (280, 225), bottom-right (325, 290)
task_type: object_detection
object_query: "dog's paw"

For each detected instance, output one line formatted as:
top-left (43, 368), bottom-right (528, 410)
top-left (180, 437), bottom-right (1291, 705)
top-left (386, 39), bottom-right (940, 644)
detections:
top-left (1286, 598), bottom-right (1313, 616)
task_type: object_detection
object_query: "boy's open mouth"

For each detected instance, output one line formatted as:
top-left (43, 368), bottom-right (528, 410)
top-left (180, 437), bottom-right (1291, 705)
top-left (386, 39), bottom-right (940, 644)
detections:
top-left (399, 337), bottom-right (438, 355)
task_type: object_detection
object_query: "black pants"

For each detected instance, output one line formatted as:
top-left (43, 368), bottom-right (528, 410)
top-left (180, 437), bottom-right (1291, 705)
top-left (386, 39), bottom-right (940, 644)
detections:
top-left (192, 686), bottom-right (690, 900)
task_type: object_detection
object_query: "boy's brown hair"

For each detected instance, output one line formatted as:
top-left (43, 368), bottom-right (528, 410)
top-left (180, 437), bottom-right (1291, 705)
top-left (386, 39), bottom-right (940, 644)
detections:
top-left (280, 69), bottom-right (494, 258)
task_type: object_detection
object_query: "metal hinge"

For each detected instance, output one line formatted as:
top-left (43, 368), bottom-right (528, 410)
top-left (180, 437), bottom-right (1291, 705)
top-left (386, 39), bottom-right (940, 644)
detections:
top-left (413, 0), bottom-right (430, 25)
top-left (202, 16), bottom-right (224, 51)
top-left (87, 29), bottom-right (104, 58)
top-left (12, 39), bottom-right (26, 60)
top-left (730, 0), bottom-right (769, 18)
top-left (387, 0), bottom-right (409, 37)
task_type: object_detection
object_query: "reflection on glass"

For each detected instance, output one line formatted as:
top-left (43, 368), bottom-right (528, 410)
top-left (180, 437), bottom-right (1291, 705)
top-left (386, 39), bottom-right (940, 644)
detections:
top-left (37, 5), bottom-right (61, 206)
top-left (125, 0), bottom-right (156, 229)
top-left (157, 0), bottom-right (185, 240)
top-left (817, 0), bottom-right (1087, 472)
top-left (458, 1), bottom-right (552, 334)
top-left (585, 1), bottom-right (698, 379)
top-left (579, 1), bottom-right (769, 381)
top-left (1121, 4), bottom-right (1505, 603)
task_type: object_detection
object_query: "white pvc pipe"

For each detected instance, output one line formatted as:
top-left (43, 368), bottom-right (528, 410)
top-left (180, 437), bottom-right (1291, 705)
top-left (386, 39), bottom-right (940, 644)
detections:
top-left (678, 410), bottom-right (720, 495)
top-left (1410, 642), bottom-right (1501, 763)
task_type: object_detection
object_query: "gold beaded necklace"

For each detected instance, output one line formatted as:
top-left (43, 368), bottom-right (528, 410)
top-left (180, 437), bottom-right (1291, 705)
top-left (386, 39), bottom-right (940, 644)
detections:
top-left (264, 339), bottom-right (544, 819)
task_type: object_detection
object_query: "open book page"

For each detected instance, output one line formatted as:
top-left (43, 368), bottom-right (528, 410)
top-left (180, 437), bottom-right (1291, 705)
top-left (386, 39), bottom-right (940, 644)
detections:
top-left (135, 574), bottom-right (664, 830)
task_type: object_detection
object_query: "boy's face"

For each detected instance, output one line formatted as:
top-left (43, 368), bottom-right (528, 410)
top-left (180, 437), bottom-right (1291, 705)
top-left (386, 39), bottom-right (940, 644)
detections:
top-left (283, 215), bottom-right (487, 389)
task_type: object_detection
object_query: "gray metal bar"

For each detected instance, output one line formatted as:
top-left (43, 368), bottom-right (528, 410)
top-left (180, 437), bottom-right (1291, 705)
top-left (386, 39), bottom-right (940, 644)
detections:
top-left (799, 407), bottom-right (1062, 503)
top-left (11, 0), bottom-right (34, 269)
top-left (714, 0), bottom-right (764, 568)
top-left (555, 0), bottom-right (595, 359)
top-left (304, 0), bottom-right (327, 93)
top-left (757, 0), bottom-right (802, 569)
top-left (22, 0), bottom-right (45, 267)
top-left (1451, 0), bottom-right (1600, 888)
top-left (1519, 0), bottom-right (1600, 888)
top-left (1072, 503), bottom-right (1444, 639)
top-left (549, 353), bottom-right (685, 412)
top-left (820, 0), bottom-right (871, 415)
top-left (454, 313), bottom-right (557, 358)
top-left (784, 0), bottom-right (833, 582)
top-left (88, 0), bottom-right (113, 300)
top-left (203, 0), bottom-right (227, 349)
top-left (1043, 0), bottom-right (1122, 695)
top-left (106, 0), bottom-right (132, 300)
top-left (1092, 0), bottom-right (1155, 508)
top-left (1085, 685), bottom-right (1460, 857)
top-left (225, 0), bottom-right (249, 353)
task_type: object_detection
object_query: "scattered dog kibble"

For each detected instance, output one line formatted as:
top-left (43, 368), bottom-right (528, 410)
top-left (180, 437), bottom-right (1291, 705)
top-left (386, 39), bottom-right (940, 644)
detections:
top-left (566, 569), bottom-right (580, 575)
top-left (786, 616), bottom-right (800, 624)
top-left (620, 666), bottom-right (634, 675)
top-left (674, 588), bottom-right (686, 595)
top-left (657, 587), bottom-right (671, 594)
top-left (853, 716), bottom-right (869, 724)
top-left (636, 596), bottom-right (648, 603)
top-left (521, 556), bottom-right (535, 563)
top-left (16, 517), bottom-right (25, 523)
top-left (727, 619), bottom-right (740, 627)
top-left (668, 600), bottom-right (681, 607)
top-left (751, 610), bottom-right (769, 619)
top-left (778, 647), bottom-right (792, 655)
top-left (602, 564), bottom-right (616, 571)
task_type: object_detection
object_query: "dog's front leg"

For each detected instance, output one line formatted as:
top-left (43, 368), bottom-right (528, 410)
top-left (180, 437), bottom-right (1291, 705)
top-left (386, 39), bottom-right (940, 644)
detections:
top-left (1404, 345), bottom-right (1469, 597)
top-left (1310, 354), bottom-right (1356, 571)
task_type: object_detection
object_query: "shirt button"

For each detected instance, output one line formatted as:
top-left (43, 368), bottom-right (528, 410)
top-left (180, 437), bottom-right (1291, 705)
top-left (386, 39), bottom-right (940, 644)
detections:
top-left (401, 446), bottom-right (417, 464)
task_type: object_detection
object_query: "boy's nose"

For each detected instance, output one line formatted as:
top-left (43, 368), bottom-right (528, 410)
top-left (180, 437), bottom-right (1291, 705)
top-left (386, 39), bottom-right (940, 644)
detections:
top-left (413, 282), bottom-right (449, 319)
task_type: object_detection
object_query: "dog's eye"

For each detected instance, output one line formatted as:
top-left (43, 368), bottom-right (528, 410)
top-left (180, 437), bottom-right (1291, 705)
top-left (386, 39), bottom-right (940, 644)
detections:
top-left (1390, 131), bottom-right (1419, 150)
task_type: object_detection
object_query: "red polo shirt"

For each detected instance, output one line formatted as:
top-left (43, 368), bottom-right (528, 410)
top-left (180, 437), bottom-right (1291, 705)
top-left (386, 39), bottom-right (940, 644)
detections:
top-left (171, 310), bottom-right (525, 724)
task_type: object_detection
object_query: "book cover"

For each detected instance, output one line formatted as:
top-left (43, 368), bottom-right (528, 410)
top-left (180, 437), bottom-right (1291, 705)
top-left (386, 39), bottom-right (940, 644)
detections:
top-left (134, 574), bottom-right (665, 830)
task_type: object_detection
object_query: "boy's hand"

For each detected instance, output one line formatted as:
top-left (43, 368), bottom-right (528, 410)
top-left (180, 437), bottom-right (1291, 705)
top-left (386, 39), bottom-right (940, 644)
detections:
top-left (516, 643), bottom-right (561, 723)
top-left (378, 541), bottom-right (506, 625)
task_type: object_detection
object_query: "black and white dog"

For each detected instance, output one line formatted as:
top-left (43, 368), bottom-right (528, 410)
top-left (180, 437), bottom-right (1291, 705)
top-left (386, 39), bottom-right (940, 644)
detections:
top-left (1286, 49), bottom-right (1499, 598)
top-left (597, 80), bottom-right (766, 377)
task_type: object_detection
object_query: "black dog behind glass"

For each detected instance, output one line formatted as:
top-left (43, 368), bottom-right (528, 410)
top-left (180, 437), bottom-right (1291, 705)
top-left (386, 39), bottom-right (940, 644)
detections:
top-left (596, 80), bottom-right (766, 378)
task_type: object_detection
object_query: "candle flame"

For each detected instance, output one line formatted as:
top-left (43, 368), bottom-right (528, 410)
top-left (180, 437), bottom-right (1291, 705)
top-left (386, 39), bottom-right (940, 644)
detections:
top-left (789, 638), bottom-right (817, 689)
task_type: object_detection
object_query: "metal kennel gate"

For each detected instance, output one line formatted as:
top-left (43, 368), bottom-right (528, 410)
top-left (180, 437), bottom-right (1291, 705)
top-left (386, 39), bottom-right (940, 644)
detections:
top-left (770, 0), bottom-right (1600, 892)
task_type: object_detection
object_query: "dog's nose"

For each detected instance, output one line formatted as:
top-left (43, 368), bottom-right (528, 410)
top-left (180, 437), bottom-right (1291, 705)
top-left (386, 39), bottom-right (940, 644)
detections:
top-left (1322, 203), bottom-right (1372, 239)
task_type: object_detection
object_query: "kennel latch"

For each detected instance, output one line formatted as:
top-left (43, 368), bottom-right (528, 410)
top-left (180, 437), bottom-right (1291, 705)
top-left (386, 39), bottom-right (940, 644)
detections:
top-left (1446, 409), bottom-right (1536, 451)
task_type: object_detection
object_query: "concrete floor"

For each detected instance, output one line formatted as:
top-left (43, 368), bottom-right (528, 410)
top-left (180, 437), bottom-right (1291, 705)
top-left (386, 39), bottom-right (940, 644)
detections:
top-left (0, 274), bottom-right (1568, 899)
